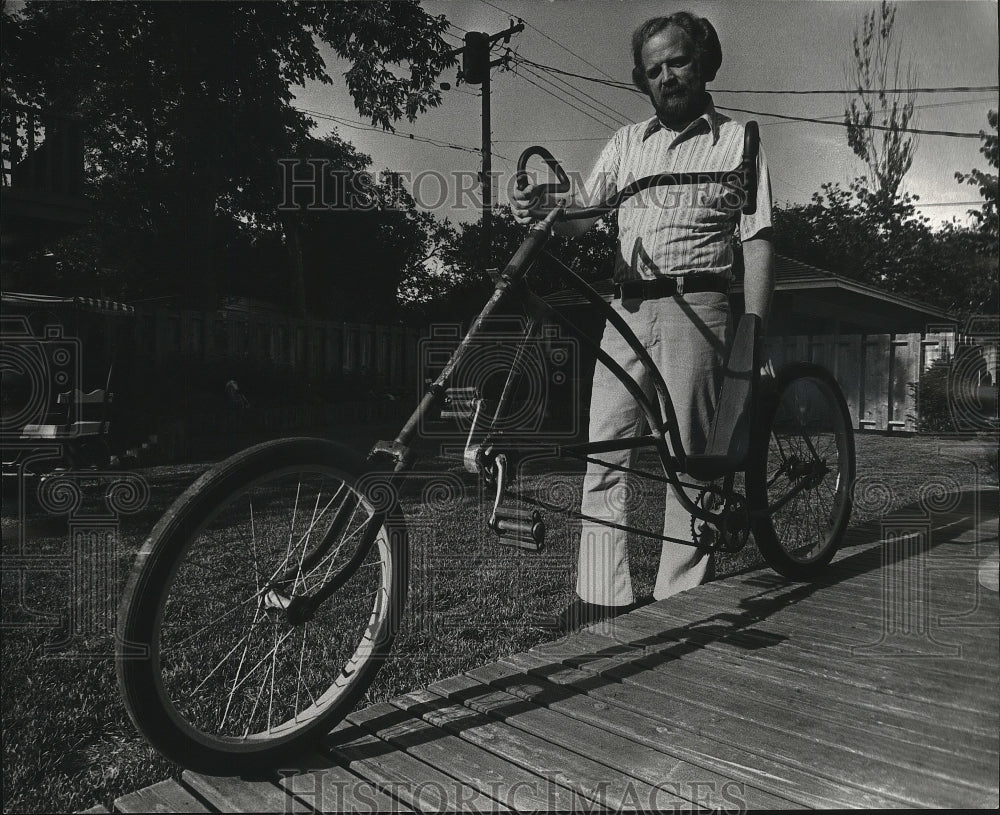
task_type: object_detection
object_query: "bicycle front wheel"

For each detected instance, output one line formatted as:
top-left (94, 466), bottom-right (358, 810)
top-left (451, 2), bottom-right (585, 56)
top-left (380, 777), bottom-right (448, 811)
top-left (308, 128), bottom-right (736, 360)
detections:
top-left (748, 362), bottom-right (855, 579)
top-left (116, 437), bottom-right (407, 774)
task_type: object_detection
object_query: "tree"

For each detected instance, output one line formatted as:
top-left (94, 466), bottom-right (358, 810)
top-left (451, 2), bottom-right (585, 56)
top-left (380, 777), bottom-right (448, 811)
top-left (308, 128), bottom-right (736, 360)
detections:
top-left (4, 1), bottom-right (455, 307)
top-left (290, 142), bottom-right (455, 322)
top-left (401, 206), bottom-right (618, 324)
top-left (955, 110), bottom-right (999, 243)
top-left (773, 178), bottom-right (998, 319)
top-left (843, 0), bottom-right (918, 208)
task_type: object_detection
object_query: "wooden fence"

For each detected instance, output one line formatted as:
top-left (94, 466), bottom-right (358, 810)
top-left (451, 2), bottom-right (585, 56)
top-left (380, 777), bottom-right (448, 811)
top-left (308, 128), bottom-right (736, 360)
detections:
top-left (765, 330), bottom-right (957, 432)
top-left (129, 304), bottom-right (421, 393)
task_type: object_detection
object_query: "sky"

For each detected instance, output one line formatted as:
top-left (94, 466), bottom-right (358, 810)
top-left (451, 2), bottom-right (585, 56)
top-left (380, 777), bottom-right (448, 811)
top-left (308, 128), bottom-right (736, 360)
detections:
top-left (293, 0), bottom-right (999, 229)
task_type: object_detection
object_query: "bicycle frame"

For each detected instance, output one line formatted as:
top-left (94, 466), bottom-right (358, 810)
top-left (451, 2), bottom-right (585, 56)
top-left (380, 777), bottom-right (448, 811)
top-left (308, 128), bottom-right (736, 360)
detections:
top-left (370, 130), bottom-right (763, 546)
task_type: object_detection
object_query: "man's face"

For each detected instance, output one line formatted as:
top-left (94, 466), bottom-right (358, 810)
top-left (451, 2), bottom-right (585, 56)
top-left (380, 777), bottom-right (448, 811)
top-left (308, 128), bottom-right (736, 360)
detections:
top-left (640, 26), bottom-right (706, 125)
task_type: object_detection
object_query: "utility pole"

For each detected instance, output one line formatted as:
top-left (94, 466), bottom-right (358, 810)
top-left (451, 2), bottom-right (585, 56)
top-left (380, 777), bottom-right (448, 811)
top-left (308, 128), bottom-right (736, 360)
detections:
top-left (458, 21), bottom-right (524, 260)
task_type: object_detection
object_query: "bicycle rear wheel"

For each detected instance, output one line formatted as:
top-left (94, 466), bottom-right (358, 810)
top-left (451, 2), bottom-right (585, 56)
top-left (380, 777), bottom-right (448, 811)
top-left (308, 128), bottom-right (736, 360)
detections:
top-left (748, 362), bottom-right (855, 579)
top-left (116, 437), bottom-right (407, 774)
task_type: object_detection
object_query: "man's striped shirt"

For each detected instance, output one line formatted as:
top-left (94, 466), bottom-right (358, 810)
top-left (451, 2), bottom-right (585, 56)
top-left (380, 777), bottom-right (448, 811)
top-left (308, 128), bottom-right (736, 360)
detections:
top-left (581, 97), bottom-right (773, 282)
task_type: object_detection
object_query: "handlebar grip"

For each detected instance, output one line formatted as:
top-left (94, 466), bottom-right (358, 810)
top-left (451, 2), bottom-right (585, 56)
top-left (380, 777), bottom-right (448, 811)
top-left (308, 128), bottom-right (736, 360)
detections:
top-left (740, 121), bottom-right (759, 216)
top-left (515, 146), bottom-right (571, 194)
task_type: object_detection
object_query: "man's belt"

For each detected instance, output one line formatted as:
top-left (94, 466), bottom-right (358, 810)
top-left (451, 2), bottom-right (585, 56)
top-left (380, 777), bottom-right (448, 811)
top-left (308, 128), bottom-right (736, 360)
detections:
top-left (613, 275), bottom-right (729, 300)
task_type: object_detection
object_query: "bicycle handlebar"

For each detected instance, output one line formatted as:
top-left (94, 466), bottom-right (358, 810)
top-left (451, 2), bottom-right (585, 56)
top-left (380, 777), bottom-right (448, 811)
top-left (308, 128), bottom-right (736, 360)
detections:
top-left (514, 146), bottom-right (571, 195)
top-left (516, 120), bottom-right (760, 219)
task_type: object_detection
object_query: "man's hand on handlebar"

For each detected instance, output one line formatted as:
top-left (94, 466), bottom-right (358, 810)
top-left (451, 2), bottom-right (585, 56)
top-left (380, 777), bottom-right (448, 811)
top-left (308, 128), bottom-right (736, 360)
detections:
top-left (511, 183), bottom-right (559, 225)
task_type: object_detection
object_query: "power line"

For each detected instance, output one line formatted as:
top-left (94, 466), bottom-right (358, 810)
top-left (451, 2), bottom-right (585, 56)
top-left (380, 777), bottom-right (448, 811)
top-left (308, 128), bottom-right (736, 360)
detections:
top-left (492, 94), bottom-right (994, 140)
top-left (478, 0), bottom-right (619, 83)
top-left (513, 57), bottom-right (631, 129)
top-left (513, 65), bottom-right (620, 131)
top-left (756, 96), bottom-right (996, 131)
top-left (716, 103), bottom-right (988, 139)
top-left (493, 135), bottom-right (609, 143)
top-left (916, 201), bottom-right (987, 207)
top-left (516, 65), bottom-right (617, 130)
top-left (508, 53), bottom-right (631, 127)
top-left (720, 85), bottom-right (999, 95)
top-left (518, 55), bottom-right (990, 138)
top-left (298, 107), bottom-right (487, 157)
top-left (515, 56), bottom-right (1000, 97)
top-left (516, 56), bottom-right (634, 91)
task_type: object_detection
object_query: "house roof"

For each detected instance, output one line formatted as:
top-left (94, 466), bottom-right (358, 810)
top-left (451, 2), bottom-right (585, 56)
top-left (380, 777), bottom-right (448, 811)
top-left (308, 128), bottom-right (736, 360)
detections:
top-left (1, 291), bottom-right (134, 316)
top-left (542, 253), bottom-right (956, 333)
top-left (732, 254), bottom-right (955, 324)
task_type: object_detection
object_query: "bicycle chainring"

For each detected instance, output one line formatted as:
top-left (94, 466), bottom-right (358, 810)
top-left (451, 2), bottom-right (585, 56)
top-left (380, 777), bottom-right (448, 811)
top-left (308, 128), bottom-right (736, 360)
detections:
top-left (691, 488), bottom-right (751, 554)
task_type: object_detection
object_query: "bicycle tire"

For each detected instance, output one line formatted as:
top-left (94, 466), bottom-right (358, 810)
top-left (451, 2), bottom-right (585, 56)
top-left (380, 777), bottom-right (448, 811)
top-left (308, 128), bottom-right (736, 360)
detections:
top-left (748, 362), bottom-right (855, 579)
top-left (116, 437), bottom-right (407, 774)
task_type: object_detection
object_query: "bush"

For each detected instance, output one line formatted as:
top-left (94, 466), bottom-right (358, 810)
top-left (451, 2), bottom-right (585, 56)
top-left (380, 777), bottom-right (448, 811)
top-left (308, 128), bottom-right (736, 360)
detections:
top-left (911, 355), bottom-right (956, 432)
top-left (911, 345), bottom-right (998, 433)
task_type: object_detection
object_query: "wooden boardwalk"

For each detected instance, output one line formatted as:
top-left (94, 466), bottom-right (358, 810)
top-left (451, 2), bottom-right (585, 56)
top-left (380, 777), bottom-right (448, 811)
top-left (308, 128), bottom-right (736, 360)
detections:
top-left (91, 489), bottom-right (998, 812)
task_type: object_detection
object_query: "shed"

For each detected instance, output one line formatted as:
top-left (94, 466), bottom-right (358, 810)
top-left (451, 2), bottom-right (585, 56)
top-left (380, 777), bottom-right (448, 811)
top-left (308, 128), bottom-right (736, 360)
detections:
top-left (543, 253), bottom-right (972, 432)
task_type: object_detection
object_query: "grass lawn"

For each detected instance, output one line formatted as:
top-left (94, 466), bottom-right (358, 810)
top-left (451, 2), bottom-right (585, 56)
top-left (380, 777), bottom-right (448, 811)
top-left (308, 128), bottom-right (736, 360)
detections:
top-left (1, 429), bottom-right (996, 814)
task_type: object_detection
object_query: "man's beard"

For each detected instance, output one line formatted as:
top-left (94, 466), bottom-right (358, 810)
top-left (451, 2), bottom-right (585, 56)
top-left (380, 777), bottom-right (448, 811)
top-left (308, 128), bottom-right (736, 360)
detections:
top-left (653, 85), bottom-right (706, 125)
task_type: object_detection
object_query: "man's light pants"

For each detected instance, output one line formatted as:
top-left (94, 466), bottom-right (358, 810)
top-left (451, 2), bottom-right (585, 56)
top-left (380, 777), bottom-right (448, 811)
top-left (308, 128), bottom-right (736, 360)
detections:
top-left (577, 291), bottom-right (730, 605)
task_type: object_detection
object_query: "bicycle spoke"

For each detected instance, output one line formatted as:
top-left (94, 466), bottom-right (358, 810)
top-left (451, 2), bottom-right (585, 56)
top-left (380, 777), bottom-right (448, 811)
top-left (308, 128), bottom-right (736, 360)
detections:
top-left (162, 591), bottom-right (262, 653)
top-left (193, 624), bottom-right (257, 701)
top-left (121, 445), bottom-right (405, 758)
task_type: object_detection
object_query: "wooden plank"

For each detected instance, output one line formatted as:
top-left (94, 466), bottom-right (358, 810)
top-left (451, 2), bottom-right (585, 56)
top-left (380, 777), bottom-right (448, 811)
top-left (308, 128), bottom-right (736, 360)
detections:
top-left (715, 587), bottom-right (1000, 666)
top-left (642, 593), bottom-right (1000, 700)
top-left (276, 753), bottom-right (411, 813)
top-left (114, 779), bottom-right (210, 813)
top-left (808, 333), bottom-right (835, 373)
top-left (817, 559), bottom-right (997, 602)
top-left (392, 687), bottom-right (666, 812)
top-left (643, 580), bottom-right (995, 665)
top-left (471, 658), bottom-right (806, 810)
top-left (433, 669), bottom-right (730, 810)
top-left (700, 567), bottom-right (996, 624)
top-left (548, 620), bottom-right (998, 755)
top-left (527, 627), bottom-right (996, 807)
top-left (501, 649), bottom-right (903, 809)
top-left (564, 623), bottom-right (997, 797)
top-left (762, 566), bottom-right (998, 631)
top-left (619, 610), bottom-right (997, 735)
top-left (346, 699), bottom-right (575, 811)
top-left (677, 582), bottom-right (1000, 673)
top-left (602, 612), bottom-right (1000, 769)
top-left (630, 605), bottom-right (997, 736)
top-left (836, 333), bottom-right (863, 428)
top-left (861, 334), bottom-right (890, 430)
top-left (888, 332), bottom-right (921, 431)
top-left (342, 704), bottom-right (510, 812)
top-left (635, 598), bottom-right (993, 706)
top-left (616, 615), bottom-right (997, 736)
top-left (599, 613), bottom-right (998, 761)
top-left (181, 772), bottom-right (308, 813)
top-left (789, 573), bottom-right (1000, 621)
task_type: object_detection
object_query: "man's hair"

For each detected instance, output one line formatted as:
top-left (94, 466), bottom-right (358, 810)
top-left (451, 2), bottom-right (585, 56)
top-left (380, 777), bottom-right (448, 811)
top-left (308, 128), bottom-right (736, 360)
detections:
top-left (630, 12), bottom-right (722, 92)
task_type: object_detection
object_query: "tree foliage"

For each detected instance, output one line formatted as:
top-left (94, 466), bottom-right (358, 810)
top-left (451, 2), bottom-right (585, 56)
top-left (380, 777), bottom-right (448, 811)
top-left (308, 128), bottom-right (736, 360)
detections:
top-left (843, 0), bottom-right (918, 205)
top-left (400, 206), bottom-right (618, 324)
top-left (955, 109), bottom-right (999, 242)
top-left (3, 1), bottom-right (455, 309)
top-left (774, 134), bottom-right (999, 320)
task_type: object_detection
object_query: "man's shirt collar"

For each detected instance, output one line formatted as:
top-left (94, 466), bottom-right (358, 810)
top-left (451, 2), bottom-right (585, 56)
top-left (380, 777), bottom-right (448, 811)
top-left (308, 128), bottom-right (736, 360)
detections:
top-left (642, 94), bottom-right (721, 144)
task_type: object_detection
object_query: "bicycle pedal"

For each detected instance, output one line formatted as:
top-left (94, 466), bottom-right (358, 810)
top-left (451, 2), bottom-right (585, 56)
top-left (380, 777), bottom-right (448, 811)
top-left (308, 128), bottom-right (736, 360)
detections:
top-left (491, 506), bottom-right (545, 552)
